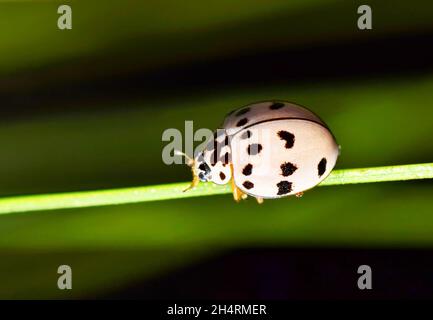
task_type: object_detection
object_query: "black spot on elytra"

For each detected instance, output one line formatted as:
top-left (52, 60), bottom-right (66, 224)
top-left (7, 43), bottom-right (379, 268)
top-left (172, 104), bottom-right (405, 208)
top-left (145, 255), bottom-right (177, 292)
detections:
top-left (224, 135), bottom-right (229, 146)
top-left (280, 162), bottom-right (297, 176)
top-left (243, 181), bottom-right (254, 189)
top-left (208, 134), bottom-right (225, 165)
top-left (236, 118), bottom-right (248, 127)
top-left (219, 172), bottom-right (226, 180)
top-left (198, 162), bottom-right (211, 175)
top-left (213, 129), bottom-right (226, 143)
top-left (270, 102), bottom-right (285, 110)
top-left (318, 157), bottom-right (327, 177)
top-left (247, 144), bottom-right (263, 155)
top-left (277, 181), bottom-right (292, 195)
top-left (242, 164), bottom-right (253, 176)
top-left (240, 130), bottom-right (252, 139)
top-left (209, 150), bottom-right (218, 166)
top-left (278, 130), bottom-right (295, 149)
top-left (221, 152), bottom-right (230, 165)
top-left (235, 107), bottom-right (250, 116)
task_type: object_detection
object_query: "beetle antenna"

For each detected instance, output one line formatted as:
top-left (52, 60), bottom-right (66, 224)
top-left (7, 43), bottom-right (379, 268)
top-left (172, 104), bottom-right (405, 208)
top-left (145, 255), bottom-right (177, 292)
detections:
top-left (175, 150), bottom-right (199, 192)
top-left (174, 150), bottom-right (194, 167)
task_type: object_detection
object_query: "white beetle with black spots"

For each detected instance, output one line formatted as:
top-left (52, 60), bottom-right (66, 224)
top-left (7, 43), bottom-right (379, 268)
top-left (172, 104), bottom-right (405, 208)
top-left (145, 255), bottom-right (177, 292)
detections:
top-left (183, 101), bottom-right (340, 203)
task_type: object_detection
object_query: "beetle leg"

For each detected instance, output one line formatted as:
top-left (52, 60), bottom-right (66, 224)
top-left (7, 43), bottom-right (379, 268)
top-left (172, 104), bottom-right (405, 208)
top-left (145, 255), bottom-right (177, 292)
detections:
top-left (230, 164), bottom-right (246, 202)
top-left (183, 168), bottom-right (199, 192)
top-left (231, 178), bottom-right (246, 202)
top-left (176, 150), bottom-right (199, 192)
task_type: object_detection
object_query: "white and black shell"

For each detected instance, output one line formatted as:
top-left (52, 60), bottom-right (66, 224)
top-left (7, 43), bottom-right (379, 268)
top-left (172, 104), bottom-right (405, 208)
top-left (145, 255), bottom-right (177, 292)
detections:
top-left (193, 101), bottom-right (339, 199)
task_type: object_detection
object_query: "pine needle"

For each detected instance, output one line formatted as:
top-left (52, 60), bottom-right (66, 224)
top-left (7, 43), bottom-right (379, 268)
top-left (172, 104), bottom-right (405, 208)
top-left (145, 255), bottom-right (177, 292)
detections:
top-left (0, 163), bottom-right (432, 215)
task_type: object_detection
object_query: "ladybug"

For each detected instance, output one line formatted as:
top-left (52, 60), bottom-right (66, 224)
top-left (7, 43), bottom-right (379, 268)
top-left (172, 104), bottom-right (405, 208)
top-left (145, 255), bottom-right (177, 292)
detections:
top-left (181, 101), bottom-right (339, 203)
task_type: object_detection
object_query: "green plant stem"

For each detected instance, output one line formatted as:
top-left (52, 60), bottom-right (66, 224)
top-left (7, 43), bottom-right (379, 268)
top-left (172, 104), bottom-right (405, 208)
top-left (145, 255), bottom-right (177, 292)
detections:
top-left (0, 163), bottom-right (432, 215)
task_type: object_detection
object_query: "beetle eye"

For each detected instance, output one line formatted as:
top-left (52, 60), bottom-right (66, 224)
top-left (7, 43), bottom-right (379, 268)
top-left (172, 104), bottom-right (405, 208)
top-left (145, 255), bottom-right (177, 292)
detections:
top-left (198, 162), bottom-right (211, 175)
top-left (198, 172), bottom-right (206, 182)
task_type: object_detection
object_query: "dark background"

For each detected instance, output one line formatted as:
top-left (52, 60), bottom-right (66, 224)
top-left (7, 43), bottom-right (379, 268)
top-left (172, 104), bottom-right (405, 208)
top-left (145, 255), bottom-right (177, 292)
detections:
top-left (0, 0), bottom-right (432, 299)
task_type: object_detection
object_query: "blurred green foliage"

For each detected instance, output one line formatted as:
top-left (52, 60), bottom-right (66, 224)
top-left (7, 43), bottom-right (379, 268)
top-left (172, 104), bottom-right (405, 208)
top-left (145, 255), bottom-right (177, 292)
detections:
top-left (0, 0), bottom-right (432, 299)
